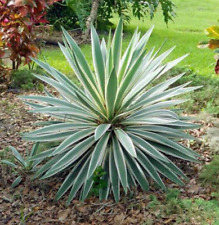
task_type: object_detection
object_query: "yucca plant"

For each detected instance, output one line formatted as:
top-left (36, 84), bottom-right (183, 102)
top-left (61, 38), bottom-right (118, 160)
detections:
top-left (21, 19), bottom-right (201, 204)
top-left (1, 143), bottom-right (40, 187)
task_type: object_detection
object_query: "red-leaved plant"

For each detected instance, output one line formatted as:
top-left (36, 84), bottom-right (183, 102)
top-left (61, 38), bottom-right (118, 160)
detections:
top-left (0, 0), bottom-right (59, 70)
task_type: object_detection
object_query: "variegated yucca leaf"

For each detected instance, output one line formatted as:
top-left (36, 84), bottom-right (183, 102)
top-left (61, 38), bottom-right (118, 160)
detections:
top-left (22, 19), bottom-right (201, 204)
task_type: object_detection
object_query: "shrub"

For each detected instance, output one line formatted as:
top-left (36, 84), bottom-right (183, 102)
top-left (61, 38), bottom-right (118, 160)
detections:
top-left (46, 2), bottom-right (78, 31)
top-left (10, 68), bottom-right (44, 91)
top-left (0, 0), bottom-right (59, 70)
top-left (22, 20), bottom-right (200, 204)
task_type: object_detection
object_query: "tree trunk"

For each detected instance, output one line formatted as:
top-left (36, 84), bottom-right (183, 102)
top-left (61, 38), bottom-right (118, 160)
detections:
top-left (82, 0), bottom-right (100, 42)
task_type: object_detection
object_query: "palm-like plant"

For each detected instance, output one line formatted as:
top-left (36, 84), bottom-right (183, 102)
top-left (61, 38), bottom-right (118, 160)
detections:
top-left (21, 20), bottom-right (200, 204)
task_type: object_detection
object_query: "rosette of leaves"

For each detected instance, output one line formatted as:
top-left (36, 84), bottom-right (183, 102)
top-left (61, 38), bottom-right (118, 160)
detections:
top-left (198, 25), bottom-right (219, 74)
top-left (22, 20), bottom-right (200, 204)
top-left (1, 143), bottom-right (41, 188)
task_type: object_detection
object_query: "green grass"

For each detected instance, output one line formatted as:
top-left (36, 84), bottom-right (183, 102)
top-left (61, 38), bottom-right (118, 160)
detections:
top-left (143, 189), bottom-right (219, 225)
top-left (115, 0), bottom-right (219, 76)
top-left (199, 155), bottom-right (219, 190)
top-left (40, 0), bottom-right (219, 77)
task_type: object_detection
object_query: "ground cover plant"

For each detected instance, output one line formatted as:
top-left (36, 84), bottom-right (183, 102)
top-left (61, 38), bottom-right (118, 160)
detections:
top-left (9, 68), bottom-right (45, 91)
top-left (143, 189), bottom-right (219, 225)
top-left (199, 155), bottom-right (219, 190)
top-left (21, 19), bottom-right (201, 205)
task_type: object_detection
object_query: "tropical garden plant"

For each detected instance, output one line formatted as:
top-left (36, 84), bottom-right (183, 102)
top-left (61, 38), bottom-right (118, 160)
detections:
top-left (21, 19), bottom-right (201, 204)
top-left (198, 24), bottom-right (219, 74)
top-left (0, 0), bottom-right (59, 71)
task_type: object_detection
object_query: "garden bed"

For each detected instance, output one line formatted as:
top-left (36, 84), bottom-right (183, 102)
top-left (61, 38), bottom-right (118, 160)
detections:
top-left (0, 90), bottom-right (219, 225)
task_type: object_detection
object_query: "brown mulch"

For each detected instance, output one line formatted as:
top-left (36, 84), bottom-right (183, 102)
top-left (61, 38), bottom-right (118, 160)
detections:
top-left (0, 90), bottom-right (217, 225)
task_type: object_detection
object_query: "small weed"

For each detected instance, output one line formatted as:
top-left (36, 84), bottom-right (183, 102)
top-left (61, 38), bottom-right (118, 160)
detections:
top-left (89, 166), bottom-right (107, 197)
top-left (165, 188), bottom-right (180, 201)
top-left (0, 147), bottom-right (10, 160)
top-left (199, 155), bottom-right (219, 190)
top-left (21, 83), bottom-right (34, 91)
top-left (20, 205), bottom-right (34, 225)
top-left (36, 83), bottom-right (44, 92)
top-left (0, 100), bottom-right (16, 113)
top-left (1, 143), bottom-right (41, 187)
top-left (211, 192), bottom-right (219, 201)
top-left (147, 195), bottom-right (160, 209)
top-left (164, 189), bottom-right (185, 215)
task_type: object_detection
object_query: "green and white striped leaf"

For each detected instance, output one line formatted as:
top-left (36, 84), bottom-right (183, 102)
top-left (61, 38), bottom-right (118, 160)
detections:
top-left (55, 155), bottom-right (87, 200)
top-left (106, 68), bottom-right (117, 118)
top-left (99, 150), bottom-right (110, 200)
top-left (136, 148), bottom-right (166, 190)
top-left (112, 19), bottom-right (123, 74)
top-left (1, 160), bottom-right (17, 169)
top-left (115, 129), bottom-right (136, 158)
top-left (61, 27), bottom-right (97, 88)
top-left (91, 25), bottom-right (106, 97)
top-left (112, 136), bottom-right (128, 192)
top-left (43, 136), bottom-right (95, 179)
top-left (9, 146), bottom-right (26, 167)
top-left (87, 133), bottom-right (110, 179)
top-left (148, 156), bottom-right (185, 186)
top-left (11, 176), bottom-right (22, 188)
top-left (95, 124), bottom-right (111, 141)
top-left (124, 151), bottom-right (149, 191)
top-left (52, 128), bottom-right (94, 156)
top-left (109, 148), bottom-right (120, 202)
top-left (129, 133), bottom-right (169, 162)
top-left (66, 155), bottom-right (91, 205)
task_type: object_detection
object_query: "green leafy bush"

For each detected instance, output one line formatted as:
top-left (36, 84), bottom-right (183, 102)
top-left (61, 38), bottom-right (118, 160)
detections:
top-left (10, 69), bottom-right (44, 91)
top-left (22, 20), bottom-right (200, 204)
top-left (46, 2), bottom-right (78, 31)
top-left (65, 0), bottom-right (175, 31)
top-left (66, 0), bottom-right (91, 30)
